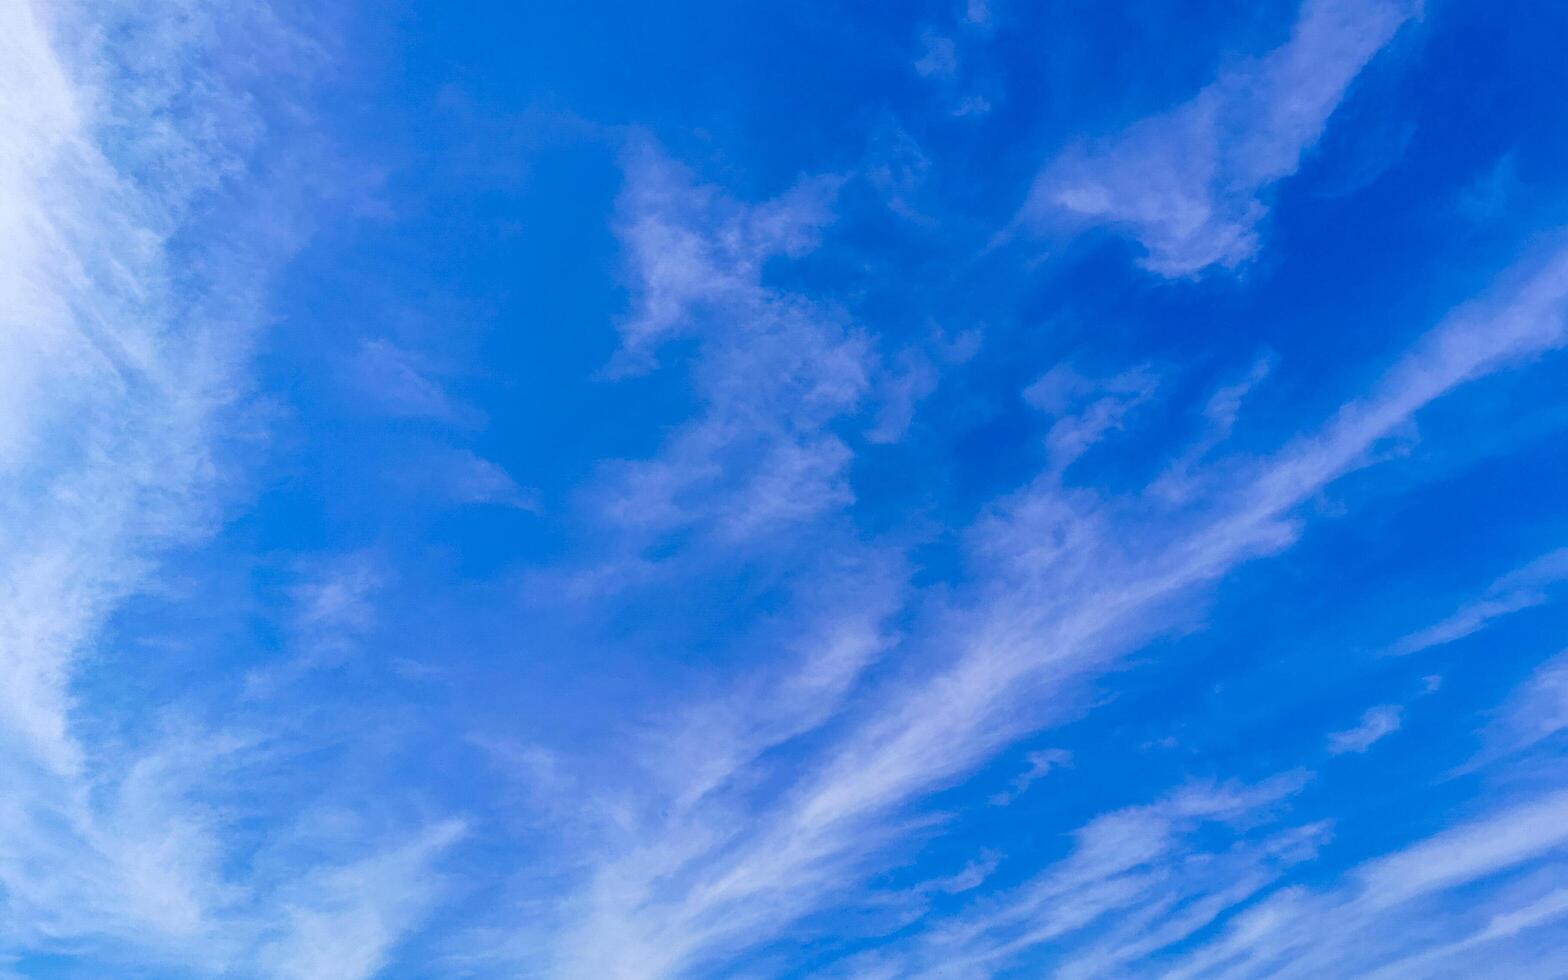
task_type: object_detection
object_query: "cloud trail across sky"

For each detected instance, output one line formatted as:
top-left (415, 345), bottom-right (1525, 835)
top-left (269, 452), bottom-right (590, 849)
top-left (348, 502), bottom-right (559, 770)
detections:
top-left (4, 0), bottom-right (1568, 977)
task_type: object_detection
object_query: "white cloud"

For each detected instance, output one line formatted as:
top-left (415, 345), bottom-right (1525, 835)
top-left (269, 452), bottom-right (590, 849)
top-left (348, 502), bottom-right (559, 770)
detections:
top-left (1458, 153), bottom-right (1522, 224)
top-left (1364, 887), bottom-right (1568, 979)
top-left (1023, 363), bottom-right (1158, 472)
top-left (851, 775), bottom-right (1318, 978)
top-left (1023, 0), bottom-right (1419, 276)
top-left (0, 4), bottom-right (467, 973)
top-left (612, 139), bottom-right (840, 370)
top-left (1481, 648), bottom-right (1568, 759)
top-left (245, 552), bottom-right (387, 699)
top-left (349, 338), bottom-right (480, 425)
top-left (445, 450), bottom-right (536, 508)
top-left (1201, 355), bottom-right (1275, 440)
top-left (598, 142), bottom-right (873, 546)
top-left (0, 0), bottom-right (255, 774)
top-left (258, 820), bottom-right (467, 980)
top-left (1166, 789), bottom-right (1568, 978)
top-left (288, 554), bottom-right (385, 650)
top-left (1326, 704), bottom-right (1402, 754)
top-left (536, 555), bottom-right (910, 978)
top-left (989, 748), bottom-right (1071, 805)
top-left (534, 240), bottom-right (1568, 975)
top-left (1151, 354), bottom-right (1275, 502)
top-left (866, 121), bottom-right (934, 224)
top-left (866, 348), bottom-right (939, 443)
top-left (0, 722), bottom-right (255, 963)
top-left (425, 446), bottom-right (538, 510)
top-left (914, 30), bottom-right (959, 79)
top-left (1394, 548), bottom-right (1568, 655)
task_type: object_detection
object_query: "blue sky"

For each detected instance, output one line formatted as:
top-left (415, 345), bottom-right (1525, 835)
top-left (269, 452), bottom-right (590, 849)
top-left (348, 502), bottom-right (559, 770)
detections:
top-left (6, 0), bottom-right (1568, 976)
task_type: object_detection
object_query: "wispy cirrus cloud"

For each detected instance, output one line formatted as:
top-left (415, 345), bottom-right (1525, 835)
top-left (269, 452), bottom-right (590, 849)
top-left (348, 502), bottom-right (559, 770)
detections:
top-left (536, 551), bottom-right (910, 978)
top-left (1022, 0), bottom-right (1420, 276)
top-left (0, 1), bottom-right (465, 972)
top-left (396, 445), bottom-right (538, 511)
top-left (988, 747), bottom-right (1071, 806)
top-left (1394, 547), bottom-right (1568, 655)
top-left (12, 3), bottom-right (1560, 976)
top-left (1362, 885), bottom-right (1568, 979)
top-left (257, 819), bottom-right (468, 980)
top-left (1165, 788), bottom-right (1568, 978)
top-left (349, 338), bottom-right (483, 426)
top-left (0, 0), bottom-right (258, 775)
top-left (598, 142), bottom-right (870, 545)
top-left (1327, 704), bottom-right (1403, 754)
top-left (1480, 648), bottom-right (1568, 761)
top-left (524, 141), bottom-right (1568, 972)
top-left (245, 551), bottom-right (387, 698)
top-left (879, 769), bottom-right (1568, 978)
top-left (1022, 362), bottom-right (1159, 472)
top-left (845, 774), bottom-right (1319, 979)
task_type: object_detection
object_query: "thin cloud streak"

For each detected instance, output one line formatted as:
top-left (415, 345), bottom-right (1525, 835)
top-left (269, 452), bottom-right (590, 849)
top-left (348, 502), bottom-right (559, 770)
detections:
top-left (1165, 788), bottom-right (1568, 978)
top-left (848, 774), bottom-right (1320, 979)
top-left (1394, 547), bottom-right (1568, 655)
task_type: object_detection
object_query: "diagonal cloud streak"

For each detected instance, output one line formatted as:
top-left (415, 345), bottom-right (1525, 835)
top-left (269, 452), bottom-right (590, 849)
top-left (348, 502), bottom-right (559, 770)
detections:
top-left (544, 224), bottom-right (1568, 975)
